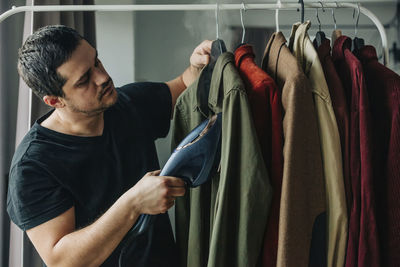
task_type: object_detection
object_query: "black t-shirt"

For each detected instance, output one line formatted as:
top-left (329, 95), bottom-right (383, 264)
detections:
top-left (7, 82), bottom-right (178, 267)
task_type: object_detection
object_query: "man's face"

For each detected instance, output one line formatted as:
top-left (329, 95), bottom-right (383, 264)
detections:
top-left (56, 40), bottom-right (117, 116)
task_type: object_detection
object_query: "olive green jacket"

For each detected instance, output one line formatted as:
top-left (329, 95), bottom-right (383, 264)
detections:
top-left (173, 52), bottom-right (272, 267)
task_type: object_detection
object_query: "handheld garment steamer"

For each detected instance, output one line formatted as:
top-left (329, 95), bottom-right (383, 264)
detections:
top-left (119, 112), bottom-right (222, 266)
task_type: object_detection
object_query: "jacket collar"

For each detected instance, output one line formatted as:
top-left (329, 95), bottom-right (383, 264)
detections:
top-left (234, 44), bottom-right (255, 67)
top-left (288, 21), bottom-right (311, 70)
top-left (314, 39), bottom-right (331, 60)
top-left (332, 35), bottom-right (352, 62)
top-left (289, 21), bottom-right (330, 99)
top-left (262, 32), bottom-right (287, 84)
top-left (195, 52), bottom-right (234, 117)
top-left (288, 21), bottom-right (302, 52)
top-left (357, 45), bottom-right (378, 64)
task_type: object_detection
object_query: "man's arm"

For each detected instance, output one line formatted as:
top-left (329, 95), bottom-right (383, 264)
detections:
top-left (166, 40), bottom-right (212, 114)
top-left (26, 171), bottom-right (185, 267)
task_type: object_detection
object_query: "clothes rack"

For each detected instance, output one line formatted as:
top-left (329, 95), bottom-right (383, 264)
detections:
top-left (0, 2), bottom-right (390, 65)
top-left (0, 2), bottom-right (394, 267)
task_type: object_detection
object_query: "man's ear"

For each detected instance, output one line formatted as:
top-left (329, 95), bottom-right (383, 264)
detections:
top-left (43, 95), bottom-right (64, 108)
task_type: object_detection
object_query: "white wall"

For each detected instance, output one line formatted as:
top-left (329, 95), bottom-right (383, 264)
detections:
top-left (95, 0), bottom-right (135, 86)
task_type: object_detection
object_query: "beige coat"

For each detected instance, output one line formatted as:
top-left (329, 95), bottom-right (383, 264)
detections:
top-left (289, 21), bottom-right (348, 267)
top-left (262, 32), bottom-right (326, 267)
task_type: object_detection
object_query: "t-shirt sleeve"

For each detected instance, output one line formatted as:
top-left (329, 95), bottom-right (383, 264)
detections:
top-left (119, 82), bottom-right (172, 140)
top-left (7, 160), bottom-right (73, 231)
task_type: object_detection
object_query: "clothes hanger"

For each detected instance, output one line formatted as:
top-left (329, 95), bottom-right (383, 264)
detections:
top-left (197, 1), bottom-right (227, 116)
top-left (314, 1), bottom-right (327, 48)
top-left (352, 3), bottom-right (365, 51)
top-left (331, 2), bottom-right (342, 46)
top-left (212, 1), bottom-right (227, 57)
top-left (235, 2), bottom-right (247, 50)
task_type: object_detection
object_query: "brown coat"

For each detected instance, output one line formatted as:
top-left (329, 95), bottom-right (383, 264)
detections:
top-left (262, 32), bottom-right (326, 267)
top-left (289, 22), bottom-right (347, 267)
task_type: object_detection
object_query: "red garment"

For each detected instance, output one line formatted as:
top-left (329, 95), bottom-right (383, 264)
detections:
top-left (234, 44), bottom-right (284, 267)
top-left (356, 45), bottom-right (400, 266)
top-left (332, 36), bottom-right (380, 267)
top-left (314, 39), bottom-right (352, 216)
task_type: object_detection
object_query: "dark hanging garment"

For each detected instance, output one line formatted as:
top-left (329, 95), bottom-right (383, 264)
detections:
top-left (356, 45), bottom-right (400, 267)
top-left (315, 39), bottom-right (352, 218)
top-left (332, 36), bottom-right (380, 267)
top-left (234, 44), bottom-right (284, 267)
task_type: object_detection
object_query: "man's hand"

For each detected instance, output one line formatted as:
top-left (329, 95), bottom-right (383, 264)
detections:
top-left (184, 40), bottom-right (212, 87)
top-left (130, 170), bottom-right (186, 215)
top-left (167, 40), bottom-right (212, 116)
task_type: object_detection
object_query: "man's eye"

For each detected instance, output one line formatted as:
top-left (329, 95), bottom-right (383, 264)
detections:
top-left (95, 58), bottom-right (101, 67)
top-left (77, 79), bottom-right (89, 87)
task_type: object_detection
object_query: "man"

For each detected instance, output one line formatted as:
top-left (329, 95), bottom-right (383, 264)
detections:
top-left (7, 25), bottom-right (212, 266)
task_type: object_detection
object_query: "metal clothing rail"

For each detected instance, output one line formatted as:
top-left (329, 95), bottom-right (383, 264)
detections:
top-left (0, 2), bottom-right (390, 65)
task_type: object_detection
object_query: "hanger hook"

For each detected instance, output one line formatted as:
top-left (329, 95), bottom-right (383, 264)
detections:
top-left (319, 1), bottom-right (325, 12)
top-left (316, 8), bottom-right (321, 32)
top-left (240, 3), bottom-right (246, 44)
top-left (298, 0), bottom-right (304, 23)
top-left (318, 1), bottom-right (325, 32)
top-left (276, 0), bottom-right (281, 32)
top-left (332, 3), bottom-right (337, 30)
top-left (315, 2), bottom-right (324, 32)
top-left (215, 2), bottom-right (220, 40)
top-left (352, 3), bottom-right (361, 36)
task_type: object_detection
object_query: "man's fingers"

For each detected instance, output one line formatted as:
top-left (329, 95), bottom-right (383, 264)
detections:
top-left (194, 40), bottom-right (212, 55)
top-left (200, 55), bottom-right (210, 65)
top-left (146, 170), bottom-right (161, 177)
top-left (167, 186), bottom-right (186, 197)
top-left (197, 54), bottom-right (210, 65)
top-left (191, 54), bottom-right (210, 69)
top-left (163, 176), bottom-right (186, 187)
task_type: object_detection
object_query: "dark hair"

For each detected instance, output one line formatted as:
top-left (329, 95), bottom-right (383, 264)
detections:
top-left (17, 25), bottom-right (84, 98)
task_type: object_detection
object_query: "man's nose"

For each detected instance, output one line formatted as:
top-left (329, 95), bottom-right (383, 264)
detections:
top-left (93, 66), bottom-right (109, 87)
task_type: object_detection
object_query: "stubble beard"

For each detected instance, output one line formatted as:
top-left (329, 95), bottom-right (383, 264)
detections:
top-left (68, 91), bottom-right (118, 116)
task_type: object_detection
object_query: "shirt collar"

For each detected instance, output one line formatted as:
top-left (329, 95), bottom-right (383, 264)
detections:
top-left (288, 21), bottom-right (311, 68)
top-left (288, 22), bottom-right (301, 51)
top-left (234, 44), bottom-right (255, 68)
top-left (262, 32), bottom-right (287, 81)
top-left (332, 35), bottom-right (352, 62)
top-left (195, 52), bottom-right (234, 117)
top-left (314, 39), bottom-right (331, 59)
top-left (357, 45), bottom-right (378, 63)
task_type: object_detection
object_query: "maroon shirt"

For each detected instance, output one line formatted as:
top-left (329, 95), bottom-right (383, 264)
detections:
top-left (332, 36), bottom-right (380, 267)
top-left (356, 45), bottom-right (400, 266)
top-left (234, 44), bottom-right (284, 267)
top-left (314, 39), bottom-right (352, 217)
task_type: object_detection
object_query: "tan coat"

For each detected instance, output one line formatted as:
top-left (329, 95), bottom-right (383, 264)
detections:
top-left (289, 21), bottom-right (348, 267)
top-left (262, 32), bottom-right (326, 267)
